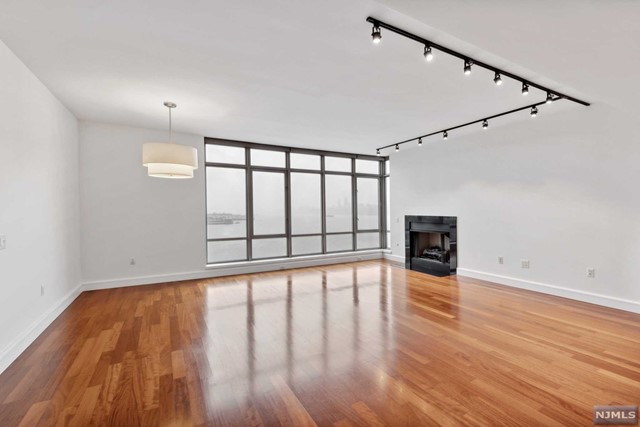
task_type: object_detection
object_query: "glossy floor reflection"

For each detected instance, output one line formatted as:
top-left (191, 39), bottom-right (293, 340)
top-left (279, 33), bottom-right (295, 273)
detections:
top-left (202, 263), bottom-right (396, 424)
top-left (0, 261), bottom-right (639, 426)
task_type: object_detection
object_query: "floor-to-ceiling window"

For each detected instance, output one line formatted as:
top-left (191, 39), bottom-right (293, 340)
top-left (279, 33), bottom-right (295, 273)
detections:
top-left (205, 138), bottom-right (388, 264)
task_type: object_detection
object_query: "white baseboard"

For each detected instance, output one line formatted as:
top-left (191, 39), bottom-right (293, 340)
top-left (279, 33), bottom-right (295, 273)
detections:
top-left (457, 268), bottom-right (640, 314)
top-left (83, 250), bottom-right (384, 291)
top-left (0, 283), bottom-right (83, 374)
top-left (83, 270), bottom-right (216, 291)
top-left (383, 252), bottom-right (405, 265)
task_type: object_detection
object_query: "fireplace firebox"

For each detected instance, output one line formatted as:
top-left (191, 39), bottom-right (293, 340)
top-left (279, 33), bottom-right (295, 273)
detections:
top-left (405, 216), bottom-right (457, 276)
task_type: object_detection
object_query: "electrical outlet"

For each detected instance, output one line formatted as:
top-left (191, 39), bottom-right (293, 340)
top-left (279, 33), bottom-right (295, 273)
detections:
top-left (521, 259), bottom-right (530, 269)
top-left (0, 235), bottom-right (6, 250)
top-left (498, 256), bottom-right (504, 265)
top-left (587, 268), bottom-right (595, 279)
top-left (40, 285), bottom-right (45, 296)
top-left (129, 258), bottom-right (136, 266)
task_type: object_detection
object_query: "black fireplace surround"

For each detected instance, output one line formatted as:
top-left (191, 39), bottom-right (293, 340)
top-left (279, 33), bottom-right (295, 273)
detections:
top-left (405, 216), bottom-right (457, 276)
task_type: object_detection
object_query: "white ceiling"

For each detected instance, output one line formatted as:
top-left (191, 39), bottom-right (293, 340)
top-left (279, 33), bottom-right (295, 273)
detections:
top-left (1, 0), bottom-right (637, 154)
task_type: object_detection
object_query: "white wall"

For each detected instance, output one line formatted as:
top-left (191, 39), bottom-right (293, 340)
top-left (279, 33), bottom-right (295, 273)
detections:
top-left (0, 40), bottom-right (81, 371)
top-left (79, 122), bottom-right (207, 284)
top-left (389, 104), bottom-right (640, 313)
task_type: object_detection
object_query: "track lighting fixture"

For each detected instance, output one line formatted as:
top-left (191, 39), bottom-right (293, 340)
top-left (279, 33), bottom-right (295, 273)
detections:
top-left (423, 45), bottom-right (433, 62)
top-left (366, 16), bottom-right (590, 155)
top-left (371, 24), bottom-right (381, 44)
top-left (366, 16), bottom-right (588, 107)
top-left (464, 60), bottom-right (472, 75)
top-left (376, 149), bottom-right (380, 156)
top-left (376, 102), bottom-right (556, 154)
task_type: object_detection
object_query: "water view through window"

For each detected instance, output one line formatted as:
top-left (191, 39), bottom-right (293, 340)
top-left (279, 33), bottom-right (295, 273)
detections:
top-left (205, 140), bottom-right (388, 263)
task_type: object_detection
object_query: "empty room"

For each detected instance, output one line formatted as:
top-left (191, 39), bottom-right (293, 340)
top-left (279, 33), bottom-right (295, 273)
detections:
top-left (1, 1), bottom-right (639, 426)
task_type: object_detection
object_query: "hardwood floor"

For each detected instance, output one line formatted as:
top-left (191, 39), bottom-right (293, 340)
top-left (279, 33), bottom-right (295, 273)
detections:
top-left (0, 260), bottom-right (638, 426)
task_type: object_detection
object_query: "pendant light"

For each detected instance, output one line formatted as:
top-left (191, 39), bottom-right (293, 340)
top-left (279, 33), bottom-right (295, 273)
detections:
top-left (142, 102), bottom-right (198, 179)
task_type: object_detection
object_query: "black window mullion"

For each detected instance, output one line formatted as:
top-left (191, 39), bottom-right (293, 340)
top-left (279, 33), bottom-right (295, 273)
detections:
top-left (285, 152), bottom-right (292, 258)
top-left (323, 170), bottom-right (353, 177)
top-left (204, 162), bottom-right (247, 169)
top-left (351, 158), bottom-right (357, 252)
top-left (378, 176), bottom-right (384, 249)
top-left (246, 148), bottom-right (253, 261)
top-left (291, 233), bottom-right (323, 238)
top-left (247, 165), bottom-right (287, 172)
top-left (379, 162), bottom-right (384, 249)
top-left (207, 237), bottom-right (250, 242)
top-left (204, 164), bottom-right (210, 260)
top-left (321, 155), bottom-right (327, 254)
top-left (289, 168), bottom-right (321, 174)
top-left (378, 157), bottom-right (383, 250)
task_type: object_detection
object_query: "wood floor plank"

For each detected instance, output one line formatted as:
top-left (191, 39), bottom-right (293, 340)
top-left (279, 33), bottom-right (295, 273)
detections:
top-left (67, 384), bottom-right (101, 427)
top-left (16, 401), bottom-right (48, 427)
top-left (270, 375), bottom-right (317, 427)
top-left (351, 401), bottom-right (387, 427)
top-left (0, 260), bottom-right (638, 426)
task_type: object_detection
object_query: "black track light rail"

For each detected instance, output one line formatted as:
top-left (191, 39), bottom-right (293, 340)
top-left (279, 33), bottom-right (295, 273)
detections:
top-left (377, 99), bottom-right (551, 150)
top-left (366, 17), bottom-right (590, 107)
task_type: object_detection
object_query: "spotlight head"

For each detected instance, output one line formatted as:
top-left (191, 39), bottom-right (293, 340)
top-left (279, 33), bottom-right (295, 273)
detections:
top-left (531, 106), bottom-right (538, 117)
top-left (494, 72), bottom-right (502, 86)
top-left (482, 120), bottom-right (488, 130)
top-left (464, 60), bottom-right (472, 75)
top-left (395, 144), bottom-right (399, 152)
top-left (522, 82), bottom-right (529, 96)
top-left (371, 24), bottom-right (381, 44)
top-left (443, 131), bottom-right (448, 140)
top-left (376, 149), bottom-right (380, 156)
top-left (423, 45), bottom-right (433, 62)
top-left (546, 92), bottom-right (554, 104)
top-left (418, 138), bottom-right (423, 146)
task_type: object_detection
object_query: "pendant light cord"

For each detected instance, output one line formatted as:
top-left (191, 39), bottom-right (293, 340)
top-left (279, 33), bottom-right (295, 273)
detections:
top-left (163, 101), bottom-right (177, 143)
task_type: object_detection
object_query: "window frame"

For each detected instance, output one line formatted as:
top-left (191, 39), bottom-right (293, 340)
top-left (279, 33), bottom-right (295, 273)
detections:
top-left (383, 160), bottom-right (391, 249)
top-left (205, 138), bottom-right (389, 263)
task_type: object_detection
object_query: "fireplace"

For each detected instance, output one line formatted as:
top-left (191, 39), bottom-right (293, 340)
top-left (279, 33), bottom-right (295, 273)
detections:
top-left (405, 216), bottom-right (457, 276)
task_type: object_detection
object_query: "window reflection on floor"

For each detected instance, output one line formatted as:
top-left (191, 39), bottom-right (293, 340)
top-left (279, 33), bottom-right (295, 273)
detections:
top-left (203, 263), bottom-right (394, 407)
